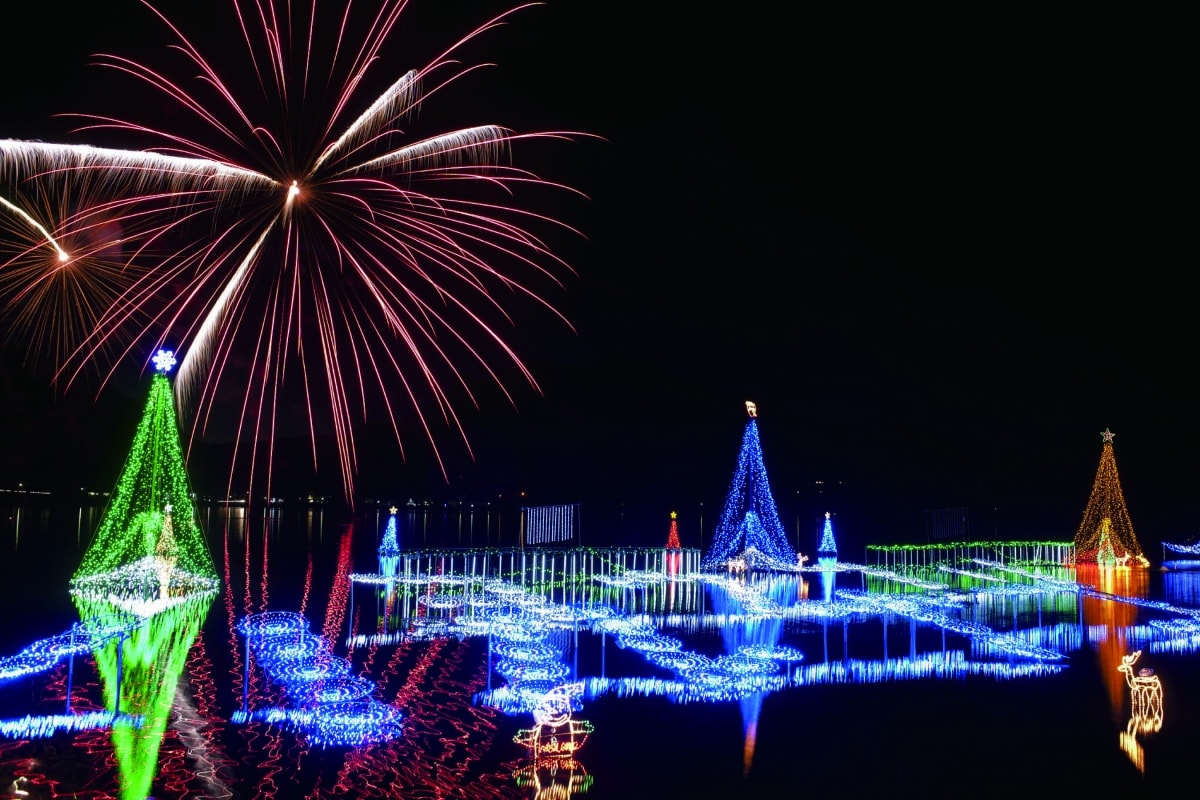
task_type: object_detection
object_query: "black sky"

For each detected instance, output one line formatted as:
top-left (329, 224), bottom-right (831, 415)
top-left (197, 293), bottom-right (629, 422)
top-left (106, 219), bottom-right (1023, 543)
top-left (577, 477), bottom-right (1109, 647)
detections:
top-left (0, 2), bottom-right (1192, 550)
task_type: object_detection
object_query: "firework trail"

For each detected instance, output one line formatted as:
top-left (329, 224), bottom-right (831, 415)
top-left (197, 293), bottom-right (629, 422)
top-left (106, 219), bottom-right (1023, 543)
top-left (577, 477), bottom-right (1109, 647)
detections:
top-left (0, 0), bottom-right (590, 503)
top-left (0, 182), bottom-right (157, 375)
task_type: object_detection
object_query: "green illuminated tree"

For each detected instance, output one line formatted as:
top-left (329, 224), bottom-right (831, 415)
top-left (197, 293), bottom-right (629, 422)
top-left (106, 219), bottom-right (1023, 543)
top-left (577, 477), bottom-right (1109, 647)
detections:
top-left (73, 352), bottom-right (216, 583)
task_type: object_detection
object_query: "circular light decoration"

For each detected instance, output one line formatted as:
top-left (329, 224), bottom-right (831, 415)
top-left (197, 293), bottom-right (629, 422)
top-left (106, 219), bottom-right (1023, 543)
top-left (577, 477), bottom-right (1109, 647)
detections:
top-left (495, 659), bottom-right (572, 683)
top-left (710, 654), bottom-right (781, 677)
top-left (618, 632), bottom-right (684, 653)
top-left (271, 655), bottom-right (353, 688)
top-left (428, 574), bottom-right (470, 587)
top-left (152, 348), bottom-right (177, 373)
top-left (493, 640), bottom-right (561, 663)
top-left (484, 580), bottom-right (530, 599)
top-left (299, 675), bottom-right (377, 705)
top-left (21, 634), bottom-right (91, 662)
top-left (306, 701), bottom-right (403, 748)
top-left (738, 644), bottom-right (805, 663)
top-left (488, 621), bottom-right (543, 644)
top-left (238, 611), bottom-right (309, 639)
top-left (402, 620), bottom-right (449, 642)
top-left (505, 680), bottom-right (560, 712)
top-left (418, 592), bottom-right (466, 611)
top-left (254, 634), bottom-right (330, 668)
top-left (446, 618), bottom-right (492, 638)
top-left (645, 651), bottom-right (712, 673)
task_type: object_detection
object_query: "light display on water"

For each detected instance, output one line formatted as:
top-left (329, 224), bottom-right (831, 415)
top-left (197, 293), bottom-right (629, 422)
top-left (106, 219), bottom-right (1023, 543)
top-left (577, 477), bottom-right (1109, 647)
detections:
top-left (0, 710), bottom-right (143, 740)
top-left (71, 350), bottom-right (218, 606)
top-left (666, 510), bottom-right (682, 550)
top-left (0, 615), bottom-right (140, 685)
top-left (379, 507), bottom-right (401, 579)
top-left (512, 757), bottom-right (594, 799)
top-left (513, 682), bottom-right (593, 760)
top-left (817, 511), bottom-right (838, 564)
top-left (71, 591), bottom-right (215, 800)
top-left (1159, 539), bottom-right (1200, 572)
top-left (0, 0), bottom-right (592, 504)
top-left (702, 404), bottom-right (798, 571)
top-left (1118, 650), bottom-right (1164, 774)
top-left (234, 611), bottom-right (402, 748)
top-left (1073, 429), bottom-right (1149, 565)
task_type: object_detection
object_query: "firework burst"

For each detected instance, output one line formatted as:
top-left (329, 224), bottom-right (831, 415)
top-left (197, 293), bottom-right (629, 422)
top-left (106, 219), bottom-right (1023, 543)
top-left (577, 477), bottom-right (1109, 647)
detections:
top-left (0, 0), bottom-right (591, 503)
top-left (0, 181), bottom-right (158, 376)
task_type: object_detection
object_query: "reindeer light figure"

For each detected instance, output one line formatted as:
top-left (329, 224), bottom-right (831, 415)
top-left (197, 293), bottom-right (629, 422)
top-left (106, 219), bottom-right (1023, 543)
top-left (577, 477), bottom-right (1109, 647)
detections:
top-left (1117, 650), bottom-right (1164, 773)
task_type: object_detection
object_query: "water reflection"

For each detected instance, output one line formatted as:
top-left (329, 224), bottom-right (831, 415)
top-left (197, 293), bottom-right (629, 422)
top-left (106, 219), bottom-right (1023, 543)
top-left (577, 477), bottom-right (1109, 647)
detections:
top-left (70, 592), bottom-right (216, 800)
top-left (1164, 569), bottom-right (1200, 607)
top-left (7, 499), bottom-right (1200, 797)
top-left (708, 574), bottom-right (801, 775)
top-left (1077, 564), bottom-right (1151, 722)
top-left (512, 757), bottom-right (593, 798)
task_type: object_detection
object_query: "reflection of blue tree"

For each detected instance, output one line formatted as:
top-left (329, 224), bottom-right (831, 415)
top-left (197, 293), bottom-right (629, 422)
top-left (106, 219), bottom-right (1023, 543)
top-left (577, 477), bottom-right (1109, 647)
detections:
top-left (707, 578), bottom-right (796, 775)
top-left (702, 418), bottom-right (797, 570)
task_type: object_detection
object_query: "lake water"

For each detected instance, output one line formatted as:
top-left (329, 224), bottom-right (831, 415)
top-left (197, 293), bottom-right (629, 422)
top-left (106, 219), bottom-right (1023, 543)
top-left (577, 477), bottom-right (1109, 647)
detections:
top-left (2, 498), bottom-right (1199, 799)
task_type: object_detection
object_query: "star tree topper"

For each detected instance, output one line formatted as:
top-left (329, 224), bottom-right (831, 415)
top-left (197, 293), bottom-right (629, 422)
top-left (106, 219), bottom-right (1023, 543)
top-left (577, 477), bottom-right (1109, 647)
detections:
top-left (152, 348), bottom-right (177, 373)
top-left (1101, 428), bottom-right (1115, 443)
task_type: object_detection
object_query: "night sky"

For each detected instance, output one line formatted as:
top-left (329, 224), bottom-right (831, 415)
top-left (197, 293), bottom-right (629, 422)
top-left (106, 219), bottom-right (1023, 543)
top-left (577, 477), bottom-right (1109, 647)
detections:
top-left (0, 2), bottom-right (1191, 551)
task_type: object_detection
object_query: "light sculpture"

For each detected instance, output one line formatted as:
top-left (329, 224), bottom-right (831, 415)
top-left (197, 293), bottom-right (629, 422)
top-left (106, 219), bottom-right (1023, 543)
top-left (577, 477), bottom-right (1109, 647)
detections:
top-left (71, 591), bottom-right (214, 800)
top-left (1072, 429), bottom-right (1149, 566)
top-left (512, 757), bottom-right (594, 799)
top-left (71, 348), bottom-right (218, 611)
top-left (379, 506), bottom-right (401, 578)
top-left (1118, 649), bottom-right (1164, 773)
top-left (701, 402), bottom-right (798, 571)
top-left (0, 711), bottom-right (144, 740)
top-left (235, 611), bottom-right (402, 747)
top-left (666, 511), bottom-right (682, 549)
top-left (817, 512), bottom-right (838, 565)
top-left (513, 683), bottom-right (594, 759)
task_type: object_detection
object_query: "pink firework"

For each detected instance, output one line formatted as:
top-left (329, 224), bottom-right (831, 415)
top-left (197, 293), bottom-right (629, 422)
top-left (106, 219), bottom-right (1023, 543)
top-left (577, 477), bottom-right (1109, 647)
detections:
top-left (0, 0), bottom-right (591, 504)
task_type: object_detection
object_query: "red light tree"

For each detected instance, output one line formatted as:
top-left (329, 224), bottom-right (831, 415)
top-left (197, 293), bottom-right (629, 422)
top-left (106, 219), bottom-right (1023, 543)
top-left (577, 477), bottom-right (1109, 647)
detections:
top-left (666, 510), bottom-right (682, 550)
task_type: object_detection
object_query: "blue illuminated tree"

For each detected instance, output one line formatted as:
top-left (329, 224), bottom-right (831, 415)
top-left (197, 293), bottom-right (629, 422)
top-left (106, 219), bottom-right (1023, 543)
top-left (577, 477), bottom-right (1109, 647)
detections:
top-left (817, 512), bottom-right (838, 565)
top-left (701, 402), bottom-right (798, 571)
top-left (379, 506), bottom-right (400, 578)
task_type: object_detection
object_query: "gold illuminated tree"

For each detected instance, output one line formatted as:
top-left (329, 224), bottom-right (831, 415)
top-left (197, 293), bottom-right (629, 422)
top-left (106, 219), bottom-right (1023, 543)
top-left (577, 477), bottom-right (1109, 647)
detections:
top-left (1073, 429), bottom-right (1148, 566)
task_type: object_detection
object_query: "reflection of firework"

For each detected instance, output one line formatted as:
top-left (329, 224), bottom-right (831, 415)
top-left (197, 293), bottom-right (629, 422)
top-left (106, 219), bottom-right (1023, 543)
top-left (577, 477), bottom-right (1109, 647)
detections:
top-left (0, 0), bottom-right (590, 502)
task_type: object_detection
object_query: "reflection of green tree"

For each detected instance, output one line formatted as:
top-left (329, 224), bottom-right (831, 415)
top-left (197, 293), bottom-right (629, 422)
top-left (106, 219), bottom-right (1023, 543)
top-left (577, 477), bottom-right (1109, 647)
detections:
top-left (72, 592), bottom-right (214, 800)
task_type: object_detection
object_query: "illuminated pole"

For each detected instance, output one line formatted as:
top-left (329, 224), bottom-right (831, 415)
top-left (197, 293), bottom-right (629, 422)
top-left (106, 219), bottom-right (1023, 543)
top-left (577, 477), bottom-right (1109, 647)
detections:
top-left (65, 627), bottom-right (76, 713)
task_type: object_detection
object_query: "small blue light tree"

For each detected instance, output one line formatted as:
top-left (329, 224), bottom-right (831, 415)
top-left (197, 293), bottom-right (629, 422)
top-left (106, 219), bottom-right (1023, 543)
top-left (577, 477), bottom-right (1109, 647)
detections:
top-left (379, 506), bottom-right (400, 578)
top-left (817, 512), bottom-right (838, 566)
